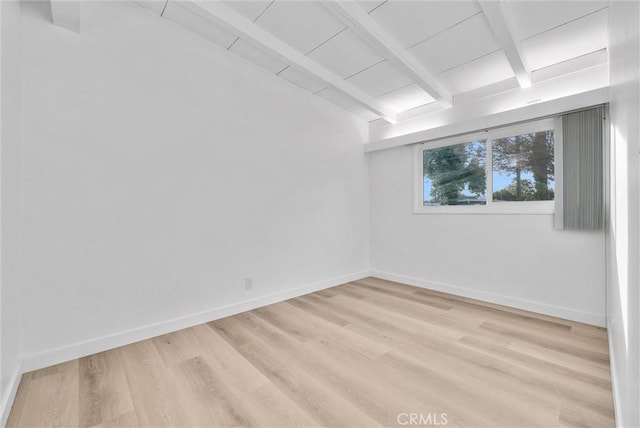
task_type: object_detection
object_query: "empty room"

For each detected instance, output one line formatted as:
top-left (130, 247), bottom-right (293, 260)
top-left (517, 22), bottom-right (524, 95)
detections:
top-left (1, 0), bottom-right (639, 427)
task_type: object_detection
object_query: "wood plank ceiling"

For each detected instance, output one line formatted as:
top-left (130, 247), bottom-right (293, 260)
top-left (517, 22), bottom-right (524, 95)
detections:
top-left (136, 0), bottom-right (609, 125)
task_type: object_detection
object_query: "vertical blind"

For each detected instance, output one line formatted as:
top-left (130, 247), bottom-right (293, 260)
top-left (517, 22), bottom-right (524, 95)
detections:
top-left (556, 106), bottom-right (606, 230)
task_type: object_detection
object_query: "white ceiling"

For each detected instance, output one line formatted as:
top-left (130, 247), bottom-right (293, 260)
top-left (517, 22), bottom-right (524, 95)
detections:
top-left (136, 0), bottom-right (610, 125)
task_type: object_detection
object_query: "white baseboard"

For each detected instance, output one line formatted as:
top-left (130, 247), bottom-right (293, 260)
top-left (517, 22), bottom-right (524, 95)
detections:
top-left (370, 271), bottom-right (606, 327)
top-left (21, 271), bottom-right (369, 373)
top-left (1, 361), bottom-right (23, 427)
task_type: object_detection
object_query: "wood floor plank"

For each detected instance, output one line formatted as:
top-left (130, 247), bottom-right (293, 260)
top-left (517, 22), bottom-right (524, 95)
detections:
top-left (227, 311), bottom-right (428, 427)
top-left (5, 372), bottom-right (32, 428)
top-left (242, 312), bottom-right (397, 417)
top-left (509, 340), bottom-right (612, 381)
top-left (151, 328), bottom-right (201, 367)
top-left (8, 277), bottom-right (615, 428)
top-left (79, 350), bottom-right (134, 428)
top-left (340, 283), bottom-right (488, 337)
top-left (480, 321), bottom-right (610, 364)
top-left (350, 280), bottom-right (454, 311)
top-left (93, 410), bottom-right (139, 428)
top-left (118, 340), bottom-right (193, 427)
top-left (286, 296), bottom-right (350, 327)
top-left (458, 335), bottom-right (612, 391)
top-left (16, 360), bottom-right (79, 428)
top-left (379, 350), bottom-right (558, 427)
top-left (354, 280), bottom-right (609, 355)
top-left (458, 335), bottom-right (614, 420)
top-left (278, 301), bottom-right (390, 359)
top-left (274, 300), bottom-right (557, 424)
top-left (311, 290), bottom-right (613, 426)
top-left (559, 399), bottom-right (616, 428)
top-left (252, 303), bottom-right (319, 343)
top-left (191, 324), bottom-right (320, 427)
top-left (211, 314), bottom-right (383, 427)
top-left (170, 355), bottom-right (253, 427)
top-left (330, 292), bottom-right (469, 342)
top-left (357, 279), bottom-right (577, 336)
top-left (335, 308), bottom-right (560, 425)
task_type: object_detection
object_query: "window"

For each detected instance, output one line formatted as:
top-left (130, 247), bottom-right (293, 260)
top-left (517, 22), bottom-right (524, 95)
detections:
top-left (492, 129), bottom-right (555, 202)
top-left (415, 119), bottom-right (556, 214)
top-left (422, 140), bottom-right (487, 206)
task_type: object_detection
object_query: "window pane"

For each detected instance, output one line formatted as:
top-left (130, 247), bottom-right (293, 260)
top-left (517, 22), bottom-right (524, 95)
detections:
top-left (492, 130), bottom-right (554, 202)
top-left (423, 141), bottom-right (486, 206)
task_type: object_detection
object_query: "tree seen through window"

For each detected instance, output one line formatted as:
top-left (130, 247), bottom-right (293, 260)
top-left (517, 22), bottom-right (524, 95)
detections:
top-left (422, 141), bottom-right (486, 206)
top-left (422, 130), bottom-right (554, 206)
top-left (492, 130), bottom-right (554, 202)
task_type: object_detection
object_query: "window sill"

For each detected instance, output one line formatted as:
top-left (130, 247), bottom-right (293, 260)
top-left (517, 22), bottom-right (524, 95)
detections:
top-left (413, 201), bottom-right (554, 215)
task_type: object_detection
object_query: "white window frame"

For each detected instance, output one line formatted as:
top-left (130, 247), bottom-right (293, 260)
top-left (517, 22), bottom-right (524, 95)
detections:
top-left (414, 118), bottom-right (557, 215)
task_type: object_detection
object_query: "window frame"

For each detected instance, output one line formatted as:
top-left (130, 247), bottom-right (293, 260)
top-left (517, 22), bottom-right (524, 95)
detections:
top-left (414, 118), bottom-right (557, 215)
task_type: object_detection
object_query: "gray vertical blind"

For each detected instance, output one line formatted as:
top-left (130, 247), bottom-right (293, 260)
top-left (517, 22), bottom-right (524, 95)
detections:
top-left (560, 106), bottom-right (605, 230)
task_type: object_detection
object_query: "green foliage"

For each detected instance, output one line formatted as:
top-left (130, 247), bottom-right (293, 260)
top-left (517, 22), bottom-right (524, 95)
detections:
top-left (493, 179), bottom-right (555, 201)
top-left (423, 142), bottom-right (486, 204)
top-left (492, 131), bottom-right (554, 201)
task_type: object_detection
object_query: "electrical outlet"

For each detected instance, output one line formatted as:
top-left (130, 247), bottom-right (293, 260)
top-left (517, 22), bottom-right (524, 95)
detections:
top-left (245, 277), bottom-right (253, 290)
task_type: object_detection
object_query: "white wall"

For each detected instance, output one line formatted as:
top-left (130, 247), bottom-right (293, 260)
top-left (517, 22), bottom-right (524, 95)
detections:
top-left (1, 0), bottom-right (24, 420)
top-left (18, 1), bottom-right (369, 368)
top-left (607, 1), bottom-right (640, 427)
top-left (369, 144), bottom-right (606, 326)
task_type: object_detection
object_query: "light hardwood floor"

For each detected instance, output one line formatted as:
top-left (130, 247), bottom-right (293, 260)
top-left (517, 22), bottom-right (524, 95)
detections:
top-left (7, 278), bottom-right (614, 427)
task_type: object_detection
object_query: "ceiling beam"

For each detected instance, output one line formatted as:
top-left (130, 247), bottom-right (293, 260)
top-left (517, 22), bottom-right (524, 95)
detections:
top-left (183, 1), bottom-right (397, 123)
top-left (133, 1), bottom-right (167, 16)
top-left (479, 0), bottom-right (531, 88)
top-left (49, 0), bottom-right (81, 32)
top-left (324, 1), bottom-right (453, 108)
